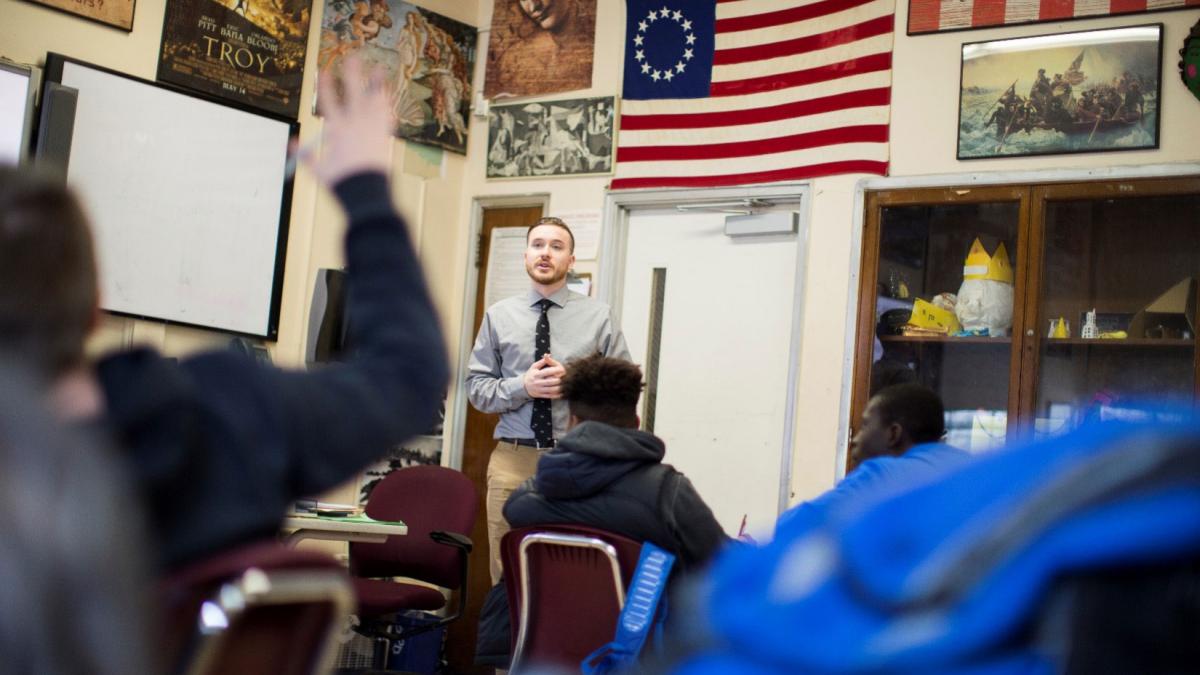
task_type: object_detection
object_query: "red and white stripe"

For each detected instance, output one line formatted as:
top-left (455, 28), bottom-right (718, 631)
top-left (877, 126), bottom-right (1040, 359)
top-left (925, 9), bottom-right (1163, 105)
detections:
top-left (611, 0), bottom-right (894, 190)
top-left (908, 0), bottom-right (1199, 34)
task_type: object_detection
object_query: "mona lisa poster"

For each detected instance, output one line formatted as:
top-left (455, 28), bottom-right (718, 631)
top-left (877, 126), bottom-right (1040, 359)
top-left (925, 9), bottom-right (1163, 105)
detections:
top-left (484, 0), bottom-right (597, 99)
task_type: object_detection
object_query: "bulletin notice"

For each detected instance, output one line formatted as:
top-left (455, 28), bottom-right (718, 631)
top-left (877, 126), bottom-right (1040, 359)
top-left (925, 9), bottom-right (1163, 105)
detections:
top-left (157, 0), bottom-right (311, 118)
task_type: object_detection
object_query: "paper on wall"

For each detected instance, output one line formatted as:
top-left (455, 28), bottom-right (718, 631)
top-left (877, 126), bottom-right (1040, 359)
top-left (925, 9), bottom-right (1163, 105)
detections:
top-left (483, 226), bottom-right (530, 309)
top-left (550, 208), bottom-right (602, 261)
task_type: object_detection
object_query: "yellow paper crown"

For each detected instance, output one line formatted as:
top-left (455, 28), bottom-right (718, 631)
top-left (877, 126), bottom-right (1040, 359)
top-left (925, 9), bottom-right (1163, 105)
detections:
top-left (962, 238), bottom-right (1013, 284)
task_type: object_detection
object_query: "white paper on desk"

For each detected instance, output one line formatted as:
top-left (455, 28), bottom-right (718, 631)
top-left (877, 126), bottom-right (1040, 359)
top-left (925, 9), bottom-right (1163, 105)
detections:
top-left (484, 226), bottom-right (531, 310)
top-left (551, 208), bottom-right (602, 261)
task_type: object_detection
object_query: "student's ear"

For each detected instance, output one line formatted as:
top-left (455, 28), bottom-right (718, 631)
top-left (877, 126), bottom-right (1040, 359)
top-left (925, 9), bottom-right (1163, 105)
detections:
top-left (567, 413), bottom-right (581, 430)
top-left (885, 422), bottom-right (905, 451)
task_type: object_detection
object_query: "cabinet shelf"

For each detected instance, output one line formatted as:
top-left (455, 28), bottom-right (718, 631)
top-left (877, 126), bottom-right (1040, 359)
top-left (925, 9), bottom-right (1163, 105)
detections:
top-left (1042, 338), bottom-right (1193, 347)
top-left (854, 176), bottom-right (1200, 459)
top-left (880, 335), bottom-right (1012, 344)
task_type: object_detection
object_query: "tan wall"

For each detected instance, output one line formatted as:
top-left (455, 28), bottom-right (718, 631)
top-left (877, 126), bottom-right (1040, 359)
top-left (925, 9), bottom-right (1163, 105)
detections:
top-left (0, 0), bottom-right (477, 518)
top-left (447, 4), bottom-right (1200, 510)
top-left (0, 0), bottom-right (475, 365)
top-left (5, 0), bottom-right (1199, 516)
top-left (434, 0), bottom-right (629, 467)
top-left (790, 9), bottom-right (1200, 504)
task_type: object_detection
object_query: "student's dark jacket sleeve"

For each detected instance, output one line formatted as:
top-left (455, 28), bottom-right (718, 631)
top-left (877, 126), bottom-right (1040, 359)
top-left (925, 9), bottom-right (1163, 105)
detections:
top-left (266, 171), bottom-right (449, 495)
top-left (664, 473), bottom-right (729, 573)
top-left (100, 172), bottom-right (448, 569)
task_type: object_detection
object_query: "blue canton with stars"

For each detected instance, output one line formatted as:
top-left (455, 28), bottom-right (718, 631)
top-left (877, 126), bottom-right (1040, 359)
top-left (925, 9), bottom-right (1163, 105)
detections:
top-left (622, 0), bottom-right (716, 100)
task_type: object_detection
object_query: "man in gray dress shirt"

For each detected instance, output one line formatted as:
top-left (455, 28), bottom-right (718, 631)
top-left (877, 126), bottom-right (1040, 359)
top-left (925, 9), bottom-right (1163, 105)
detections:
top-left (467, 216), bottom-right (630, 582)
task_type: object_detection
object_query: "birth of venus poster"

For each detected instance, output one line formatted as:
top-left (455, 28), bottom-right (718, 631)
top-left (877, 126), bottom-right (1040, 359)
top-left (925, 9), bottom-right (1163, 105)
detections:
top-left (158, 0), bottom-right (312, 118)
top-left (317, 1), bottom-right (476, 154)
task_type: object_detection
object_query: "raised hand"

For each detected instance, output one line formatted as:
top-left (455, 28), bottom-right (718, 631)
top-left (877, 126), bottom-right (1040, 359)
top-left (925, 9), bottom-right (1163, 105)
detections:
top-left (301, 55), bottom-right (395, 186)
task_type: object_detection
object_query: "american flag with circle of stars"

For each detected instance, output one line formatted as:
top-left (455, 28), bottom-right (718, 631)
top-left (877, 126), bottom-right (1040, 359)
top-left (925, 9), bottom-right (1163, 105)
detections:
top-left (614, 0), bottom-right (895, 190)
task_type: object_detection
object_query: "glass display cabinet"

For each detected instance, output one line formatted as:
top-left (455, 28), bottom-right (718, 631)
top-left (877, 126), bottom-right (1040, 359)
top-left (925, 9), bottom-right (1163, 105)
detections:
top-left (852, 177), bottom-right (1200, 455)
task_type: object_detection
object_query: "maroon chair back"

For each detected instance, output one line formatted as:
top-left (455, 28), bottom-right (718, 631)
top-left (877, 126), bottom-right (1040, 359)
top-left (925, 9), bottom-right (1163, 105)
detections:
top-left (501, 525), bottom-right (643, 671)
top-left (159, 540), bottom-right (351, 675)
top-left (349, 465), bottom-right (477, 589)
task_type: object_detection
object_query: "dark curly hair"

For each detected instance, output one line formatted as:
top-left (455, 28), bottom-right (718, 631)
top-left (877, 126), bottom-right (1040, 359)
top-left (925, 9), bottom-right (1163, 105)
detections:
top-left (873, 383), bottom-right (945, 445)
top-left (561, 354), bottom-right (643, 428)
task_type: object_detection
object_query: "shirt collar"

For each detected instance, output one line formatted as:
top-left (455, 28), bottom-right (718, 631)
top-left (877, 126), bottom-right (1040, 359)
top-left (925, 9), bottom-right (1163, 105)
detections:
top-left (528, 286), bottom-right (570, 309)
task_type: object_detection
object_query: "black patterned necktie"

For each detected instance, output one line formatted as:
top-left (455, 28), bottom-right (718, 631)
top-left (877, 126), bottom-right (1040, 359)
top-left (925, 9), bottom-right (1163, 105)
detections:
top-left (531, 299), bottom-right (554, 447)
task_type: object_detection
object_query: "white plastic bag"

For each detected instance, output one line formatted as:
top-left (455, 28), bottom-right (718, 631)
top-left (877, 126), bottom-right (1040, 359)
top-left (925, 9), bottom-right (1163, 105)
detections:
top-left (956, 278), bottom-right (1013, 336)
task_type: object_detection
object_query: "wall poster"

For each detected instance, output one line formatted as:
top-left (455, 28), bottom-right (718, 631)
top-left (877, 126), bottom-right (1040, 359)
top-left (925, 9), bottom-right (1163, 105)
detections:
top-left (24, 0), bottom-right (136, 30)
top-left (317, 1), bottom-right (476, 154)
top-left (486, 96), bottom-right (615, 179)
top-left (958, 25), bottom-right (1162, 160)
top-left (909, 0), bottom-right (1197, 35)
top-left (484, 0), bottom-right (596, 99)
top-left (157, 0), bottom-right (312, 117)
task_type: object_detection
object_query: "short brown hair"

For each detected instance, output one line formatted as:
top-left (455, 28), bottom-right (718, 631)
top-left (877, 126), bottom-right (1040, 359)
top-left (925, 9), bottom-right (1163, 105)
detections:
top-left (0, 168), bottom-right (98, 376)
top-left (562, 354), bottom-right (643, 428)
top-left (527, 216), bottom-right (575, 253)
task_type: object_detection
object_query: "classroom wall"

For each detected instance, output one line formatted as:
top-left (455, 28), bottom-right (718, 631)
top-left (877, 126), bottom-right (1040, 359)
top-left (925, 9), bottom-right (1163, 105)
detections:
top-left (0, 0), bottom-right (477, 514)
top-left (444, 3), bottom-right (1200, 512)
top-left (4, 0), bottom-right (1198, 515)
top-left (0, 0), bottom-right (476, 368)
top-left (794, 8), bottom-right (1200, 502)
top-left (431, 0), bottom-right (627, 476)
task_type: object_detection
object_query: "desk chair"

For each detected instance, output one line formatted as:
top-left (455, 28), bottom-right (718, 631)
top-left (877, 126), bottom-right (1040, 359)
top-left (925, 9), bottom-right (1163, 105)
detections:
top-left (348, 465), bottom-right (477, 668)
top-left (161, 540), bottom-right (353, 675)
top-left (501, 524), bottom-right (644, 672)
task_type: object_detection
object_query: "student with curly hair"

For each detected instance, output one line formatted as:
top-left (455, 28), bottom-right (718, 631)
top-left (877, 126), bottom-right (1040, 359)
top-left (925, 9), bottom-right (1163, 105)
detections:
top-left (475, 354), bottom-right (726, 667)
top-left (504, 354), bottom-right (727, 571)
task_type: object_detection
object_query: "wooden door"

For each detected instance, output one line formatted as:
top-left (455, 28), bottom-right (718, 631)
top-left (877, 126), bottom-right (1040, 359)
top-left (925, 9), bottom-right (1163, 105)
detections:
top-left (444, 204), bottom-right (542, 674)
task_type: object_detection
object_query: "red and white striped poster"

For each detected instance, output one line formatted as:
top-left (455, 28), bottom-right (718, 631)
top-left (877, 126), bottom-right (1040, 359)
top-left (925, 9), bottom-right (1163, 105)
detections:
top-left (612, 0), bottom-right (894, 190)
top-left (909, 0), bottom-right (1199, 35)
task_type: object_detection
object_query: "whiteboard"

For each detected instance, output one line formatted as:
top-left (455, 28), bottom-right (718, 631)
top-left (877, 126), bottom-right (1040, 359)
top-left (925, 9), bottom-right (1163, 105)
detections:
top-left (0, 61), bottom-right (37, 166)
top-left (45, 54), bottom-right (296, 339)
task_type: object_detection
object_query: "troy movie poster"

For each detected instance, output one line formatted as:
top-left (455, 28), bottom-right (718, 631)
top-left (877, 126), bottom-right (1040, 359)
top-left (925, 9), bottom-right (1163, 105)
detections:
top-left (158, 0), bottom-right (312, 118)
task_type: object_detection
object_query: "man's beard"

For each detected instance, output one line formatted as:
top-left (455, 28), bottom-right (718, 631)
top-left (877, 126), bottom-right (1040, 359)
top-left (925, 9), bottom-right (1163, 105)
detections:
top-left (527, 262), bottom-right (567, 285)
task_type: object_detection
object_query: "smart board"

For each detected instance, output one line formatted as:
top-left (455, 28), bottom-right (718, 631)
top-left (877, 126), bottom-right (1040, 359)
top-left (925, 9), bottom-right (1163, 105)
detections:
top-left (42, 53), bottom-right (296, 339)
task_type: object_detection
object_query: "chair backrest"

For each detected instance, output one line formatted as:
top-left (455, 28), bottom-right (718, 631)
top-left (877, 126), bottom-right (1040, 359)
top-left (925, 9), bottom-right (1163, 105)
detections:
top-left (349, 465), bottom-right (478, 589)
top-left (501, 524), bottom-right (643, 671)
top-left (183, 567), bottom-right (353, 675)
top-left (160, 540), bottom-right (352, 675)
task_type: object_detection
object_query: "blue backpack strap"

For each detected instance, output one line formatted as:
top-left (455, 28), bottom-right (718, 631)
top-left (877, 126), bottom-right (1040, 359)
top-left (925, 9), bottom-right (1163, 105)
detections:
top-left (581, 543), bottom-right (675, 674)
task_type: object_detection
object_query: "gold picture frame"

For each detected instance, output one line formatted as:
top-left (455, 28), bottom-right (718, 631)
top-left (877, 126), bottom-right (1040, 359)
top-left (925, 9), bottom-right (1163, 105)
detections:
top-left (958, 24), bottom-right (1162, 160)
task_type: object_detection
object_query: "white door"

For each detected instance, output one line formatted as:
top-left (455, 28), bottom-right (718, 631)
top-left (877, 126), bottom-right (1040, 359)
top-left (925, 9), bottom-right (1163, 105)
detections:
top-left (619, 207), bottom-right (803, 536)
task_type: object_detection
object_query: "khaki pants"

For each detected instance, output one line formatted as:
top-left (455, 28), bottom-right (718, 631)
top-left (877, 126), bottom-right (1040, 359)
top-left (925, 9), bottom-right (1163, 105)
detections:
top-left (486, 440), bottom-right (543, 585)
